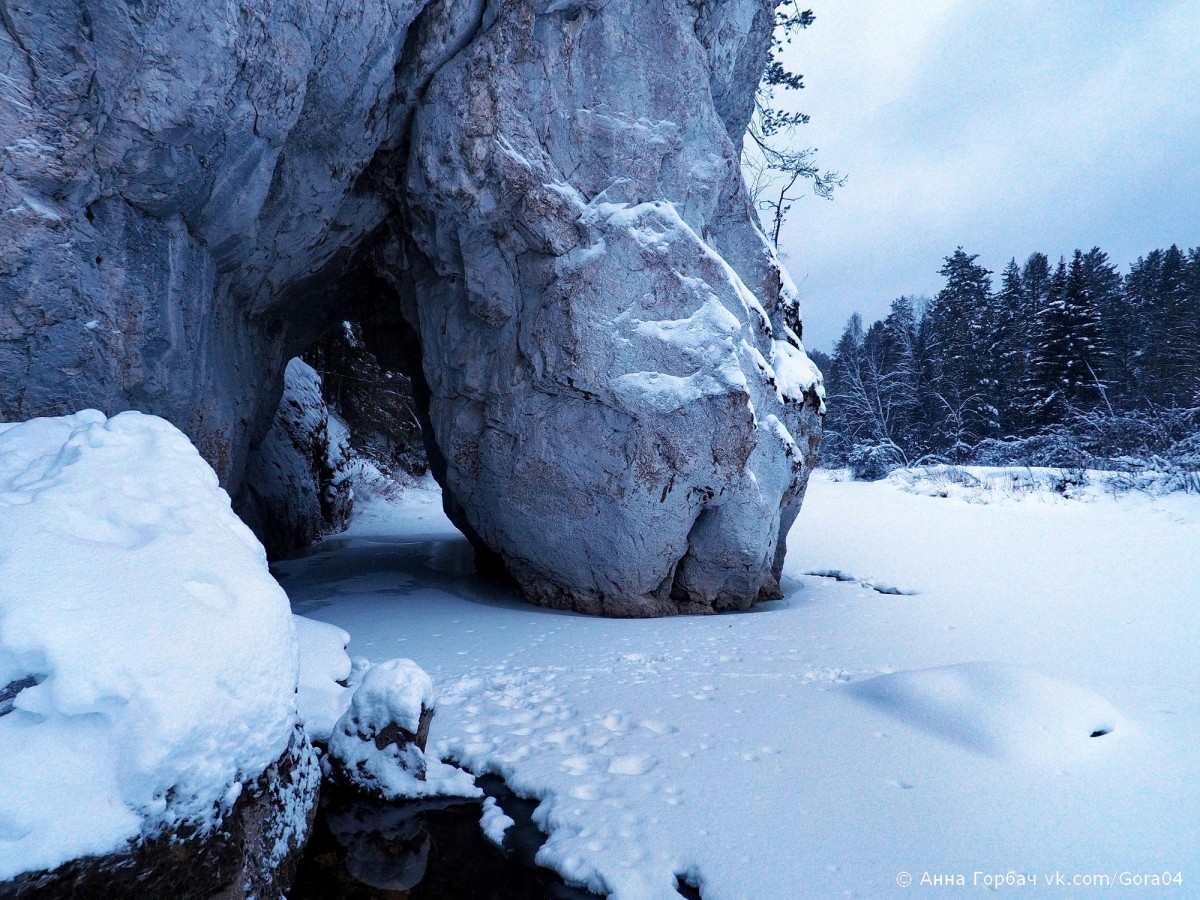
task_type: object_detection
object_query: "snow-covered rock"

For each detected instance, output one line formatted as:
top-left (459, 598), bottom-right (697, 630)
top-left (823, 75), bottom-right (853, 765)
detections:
top-left (325, 659), bottom-right (477, 801)
top-left (386, 0), bottom-right (823, 615)
top-left (239, 358), bottom-right (354, 557)
top-left (0, 410), bottom-right (316, 894)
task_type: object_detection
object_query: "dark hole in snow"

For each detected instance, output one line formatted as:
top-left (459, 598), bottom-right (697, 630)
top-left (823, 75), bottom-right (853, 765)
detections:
top-left (292, 771), bottom-right (600, 899)
top-left (1090, 727), bottom-right (1112, 737)
top-left (675, 873), bottom-right (703, 899)
top-left (0, 675), bottom-right (43, 717)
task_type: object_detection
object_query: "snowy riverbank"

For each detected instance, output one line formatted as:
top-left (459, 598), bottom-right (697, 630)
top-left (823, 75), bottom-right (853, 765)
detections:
top-left (280, 470), bottom-right (1200, 898)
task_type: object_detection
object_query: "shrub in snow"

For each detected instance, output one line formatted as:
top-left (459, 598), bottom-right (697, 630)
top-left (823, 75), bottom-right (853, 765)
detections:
top-left (0, 410), bottom-right (313, 890)
top-left (816, 428), bottom-right (852, 467)
top-left (326, 659), bottom-right (436, 797)
top-left (848, 442), bottom-right (904, 481)
top-left (971, 431), bottom-right (1089, 468)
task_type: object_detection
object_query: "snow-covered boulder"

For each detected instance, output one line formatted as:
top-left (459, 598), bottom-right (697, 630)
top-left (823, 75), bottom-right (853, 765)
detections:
top-left (239, 358), bottom-right (354, 557)
top-left (322, 658), bottom-right (479, 802)
top-left (0, 410), bottom-right (318, 896)
top-left (326, 660), bottom-right (435, 796)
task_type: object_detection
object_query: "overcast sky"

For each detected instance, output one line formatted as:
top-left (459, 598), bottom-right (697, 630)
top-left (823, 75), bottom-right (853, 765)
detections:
top-left (775, 1), bottom-right (1200, 351)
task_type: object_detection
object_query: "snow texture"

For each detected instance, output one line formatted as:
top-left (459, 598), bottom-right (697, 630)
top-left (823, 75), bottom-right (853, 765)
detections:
top-left (0, 411), bottom-right (298, 881)
top-left (287, 473), bottom-right (1200, 898)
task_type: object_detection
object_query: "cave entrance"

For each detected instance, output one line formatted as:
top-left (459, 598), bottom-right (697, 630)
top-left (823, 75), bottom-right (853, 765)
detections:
top-left (270, 267), bottom-right (507, 579)
top-left (303, 317), bottom-right (430, 486)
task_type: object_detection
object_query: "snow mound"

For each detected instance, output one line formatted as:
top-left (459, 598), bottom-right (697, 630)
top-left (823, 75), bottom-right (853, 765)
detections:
top-left (0, 410), bottom-right (298, 880)
top-left (294, 615), bottom-right (354, 742)
top-left (849, 663), bottom-right (1123, 764)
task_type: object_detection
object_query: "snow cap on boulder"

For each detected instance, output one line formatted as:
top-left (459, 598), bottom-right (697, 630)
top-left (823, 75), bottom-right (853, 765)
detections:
top-left (0, 410), bottom-right (301, 881)
top-left (326, 659), bottom-right (436, 797)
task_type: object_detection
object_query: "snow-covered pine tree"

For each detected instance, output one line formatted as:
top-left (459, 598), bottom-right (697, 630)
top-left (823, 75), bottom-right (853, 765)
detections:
top-left (1030, 251), bottom-right (1109, 425)
top-left (1029, 256), bottom-right (1071, 426)
top-left (1010, 252), bottom-right (1052, 431)
top-left (819, 314), bottom-right (867, 463)
top-left (1123, 248), bottom-right (1163, 401)
top-left (921, 249), bottom-right (993, 457)
top-left (990, 259), bottom-right (1028, 436)
top-left (1078, 247), bottom-right (1123, 407)
top-left (878, 295), bottom-right (923, 455)
top-left (1140, 245), bottom-right (1198, 407)
top-left (1185, 247), bottom-right (1200, 405)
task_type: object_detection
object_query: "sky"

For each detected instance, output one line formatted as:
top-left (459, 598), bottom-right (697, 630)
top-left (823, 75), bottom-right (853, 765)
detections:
top-left (773, 0), bottom-right (1200, 351)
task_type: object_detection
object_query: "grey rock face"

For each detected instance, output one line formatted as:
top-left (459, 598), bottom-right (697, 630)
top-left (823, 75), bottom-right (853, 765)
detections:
top-left (386, 0), bottom-right (823, 614)
top-left (0, 0), bottom-right (434, 484)
top-left (240, 358), bottom-right (354, 558)
top-left (1, 0), bottom-right (823, 615)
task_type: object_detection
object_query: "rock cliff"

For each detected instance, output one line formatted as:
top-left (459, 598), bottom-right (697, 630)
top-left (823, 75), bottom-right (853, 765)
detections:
top-left (0, 0), bottom-right (823, 615)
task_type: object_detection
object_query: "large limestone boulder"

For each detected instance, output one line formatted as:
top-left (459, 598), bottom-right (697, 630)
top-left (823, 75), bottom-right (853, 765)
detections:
top-left (0, 0), bottom-right (823, 615)
top-left (384, 0), bottom-right (824, 614)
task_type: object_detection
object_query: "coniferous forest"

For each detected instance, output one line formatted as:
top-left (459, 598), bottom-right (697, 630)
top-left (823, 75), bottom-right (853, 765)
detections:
top-left (811, 244), bottom-right (1200, 480)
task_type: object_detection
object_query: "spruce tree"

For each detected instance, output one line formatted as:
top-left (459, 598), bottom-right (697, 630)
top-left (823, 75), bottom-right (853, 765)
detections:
top-left (1124, 249), bottom-right (1163, 401)
top-left (1147, 245), bottom-right (1195, 406)
top-left (1078, 247), bottom-right (1122, 405)
top-left (1030, 252), bottom-right (1109, 424)
top-left (922, 249), bottom-right (993, 455)
top-left (1029, 257), bottom-right (1071, 426)
top-left (1016, 252), bottom-right (1053, 423)
top-left (991, 259), bottom-right (1027, 435)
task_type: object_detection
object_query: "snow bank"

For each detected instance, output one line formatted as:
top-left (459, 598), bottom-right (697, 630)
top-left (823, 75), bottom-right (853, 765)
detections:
top-left (0, 410), bottom-right (298, 880)
top-left (294, 615), bottom-right (355, 742)
top-left (292, 472), bottom-right (1200, 899)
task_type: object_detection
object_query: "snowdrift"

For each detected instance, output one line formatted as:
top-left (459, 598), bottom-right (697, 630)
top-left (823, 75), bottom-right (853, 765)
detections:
top-left (0, 410), bottom-right (300, 879)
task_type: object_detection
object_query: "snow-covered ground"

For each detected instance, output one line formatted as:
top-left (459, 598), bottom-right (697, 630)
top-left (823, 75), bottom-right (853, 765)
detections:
top-left (280, 471), bottom-right (1199, 898)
